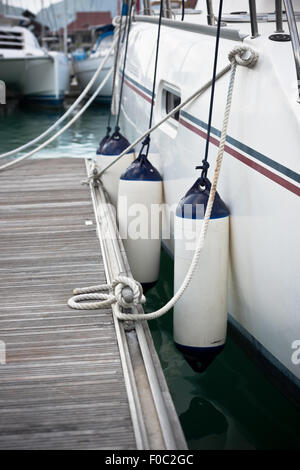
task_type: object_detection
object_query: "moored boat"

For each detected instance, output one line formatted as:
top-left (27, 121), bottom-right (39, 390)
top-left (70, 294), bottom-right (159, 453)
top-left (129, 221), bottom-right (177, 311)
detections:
top-left (72, 24), bottom-right (114, 103)
top-left (116, 0), bottom-right (300, 399)
top-left (0, 17), bottom-right (69, 106)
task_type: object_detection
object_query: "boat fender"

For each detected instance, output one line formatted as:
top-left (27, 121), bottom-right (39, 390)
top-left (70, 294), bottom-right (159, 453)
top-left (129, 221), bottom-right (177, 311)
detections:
top-left (96, 127), bottom-right (111, 155)
top-left (145, 143), bottom-right (161, 174)
top-left (96, 127), bottom-right (135, 206)
top-left (174, 178), bottom-right (229, 372)
top-left (118, 153), bottom-right (163, 291)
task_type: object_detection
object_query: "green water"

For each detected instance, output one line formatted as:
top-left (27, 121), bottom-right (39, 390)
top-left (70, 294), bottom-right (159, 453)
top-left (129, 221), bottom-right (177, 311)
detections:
top-left (146, 250), bottom-right (300, 450)
top-left (1, 103), bottom-right (300, 450)
top-left (0, 102), bottom-right (109, 159)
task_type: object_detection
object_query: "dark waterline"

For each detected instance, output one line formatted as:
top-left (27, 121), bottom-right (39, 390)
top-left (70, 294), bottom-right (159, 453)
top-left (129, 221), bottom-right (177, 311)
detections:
top-left (1, 103), bottom-right (299, 450)
top-left (146, 250), bottom-right (300, 450)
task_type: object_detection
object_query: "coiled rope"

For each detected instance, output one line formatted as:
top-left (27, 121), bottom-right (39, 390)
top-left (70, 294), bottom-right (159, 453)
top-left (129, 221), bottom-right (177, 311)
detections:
top-left (69, 45), bottom-right (259, 321)
top-left (68, 276), bottom-right (146, 310)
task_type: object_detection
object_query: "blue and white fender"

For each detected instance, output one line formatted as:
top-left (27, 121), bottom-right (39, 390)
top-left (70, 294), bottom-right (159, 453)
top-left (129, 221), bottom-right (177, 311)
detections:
top-left (96, 128), bottom-right (111, 155)
top-left (118, 153), bottom-right (163, 289)
top-left (174, 178), bottom-right (229, 372)
top-left (96, 128), bottom-right (135, 207)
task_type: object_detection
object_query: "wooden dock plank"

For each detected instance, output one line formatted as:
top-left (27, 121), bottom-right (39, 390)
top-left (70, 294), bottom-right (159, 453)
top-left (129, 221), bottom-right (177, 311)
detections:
top-left (0, 158), bottom-right (137, 450)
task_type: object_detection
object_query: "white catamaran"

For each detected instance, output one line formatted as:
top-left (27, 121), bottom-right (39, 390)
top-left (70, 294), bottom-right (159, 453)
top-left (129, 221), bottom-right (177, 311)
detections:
top-left (0, 15), bottom-right (69, 105)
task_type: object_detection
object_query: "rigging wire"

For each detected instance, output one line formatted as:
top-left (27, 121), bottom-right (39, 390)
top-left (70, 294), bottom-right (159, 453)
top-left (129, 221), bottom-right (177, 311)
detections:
top-left (139, 0), bottom-right (163, 157)
top-left (49, 2), bottom-right (59, 35)
top-left (197, 0), bottom-right (223, 183)
top-left (105, 0), bottom-right (125, 137)
top-left (41, 0), bottom-right (54, 35)
top-left (121, 0), bottom-right (130, 42)
top-left (115, 0), bottom-right (134, 131)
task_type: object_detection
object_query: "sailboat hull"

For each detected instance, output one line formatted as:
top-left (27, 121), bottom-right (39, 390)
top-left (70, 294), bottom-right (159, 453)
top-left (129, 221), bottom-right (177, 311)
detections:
top-left (0, 52), bottom-right (69, 105)
top-left (119, 17), bottom-right (300, 397)
top-left (73, 55), bottom-right (113, 102)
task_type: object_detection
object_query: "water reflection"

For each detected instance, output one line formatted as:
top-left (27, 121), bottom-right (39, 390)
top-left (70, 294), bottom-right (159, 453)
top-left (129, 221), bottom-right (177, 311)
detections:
top-left (180, 397), bottom-right (228, 450)
top-left (1, 102), bottom-right (300, 450)
top-left (146, 250), bottom-right (300, 450)
top-left (0, 101), bottom-right (110, 159)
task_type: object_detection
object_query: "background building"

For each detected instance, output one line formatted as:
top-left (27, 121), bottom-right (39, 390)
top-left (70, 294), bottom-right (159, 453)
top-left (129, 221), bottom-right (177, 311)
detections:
top-left (67, 11), bottom-right (112, 50)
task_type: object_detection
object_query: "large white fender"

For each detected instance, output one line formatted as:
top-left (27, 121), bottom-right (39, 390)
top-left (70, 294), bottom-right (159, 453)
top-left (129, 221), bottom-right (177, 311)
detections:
top-left (118, 153), bottom-right (163, 289)
top-left (174, 178), bottom-right (229, 372)
top-left (96, 128), bottom-right (135, 207)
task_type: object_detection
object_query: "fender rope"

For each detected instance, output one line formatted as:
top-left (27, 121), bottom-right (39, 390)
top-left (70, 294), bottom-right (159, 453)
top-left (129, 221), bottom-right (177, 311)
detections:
top-left (69, 46), bottom-right (259, 321)
top-left (68, 276), bottom-right (146, 310)
top-left (84, 63), bottom-right (231, 185)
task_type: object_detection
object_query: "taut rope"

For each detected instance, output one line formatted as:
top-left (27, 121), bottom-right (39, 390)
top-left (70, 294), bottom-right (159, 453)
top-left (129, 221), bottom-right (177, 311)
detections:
top-left (69, 46), bottom-right (259, 321)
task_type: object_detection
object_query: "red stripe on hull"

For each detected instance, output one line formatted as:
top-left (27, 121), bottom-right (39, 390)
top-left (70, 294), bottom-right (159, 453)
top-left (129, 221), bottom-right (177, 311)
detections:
top-left (123, 79), bottom-right (153, 103)
top-left (180, 118), bottom-right (300, 198)
top-left (122, 78), bottom-right (300, 197)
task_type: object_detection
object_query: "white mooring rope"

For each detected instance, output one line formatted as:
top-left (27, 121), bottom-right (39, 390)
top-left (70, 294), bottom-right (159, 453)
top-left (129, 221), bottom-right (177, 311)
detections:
top-left (0, 17), bottom-right (125, 161)
top-left (0, 41), bottom-right (114, 160)
top-left (68, 46), bottom-right (259, 321)
top-left (68, 276), bottom-right (146, 310)
top-left (0, 67), bottom-right (113, 172)
top-left (0, 46), bottom-right (230, 173)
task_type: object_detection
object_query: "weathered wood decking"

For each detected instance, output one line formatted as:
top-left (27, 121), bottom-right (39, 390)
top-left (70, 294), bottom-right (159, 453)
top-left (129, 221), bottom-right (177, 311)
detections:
top-left (0, 158), bottom-right (136, 449)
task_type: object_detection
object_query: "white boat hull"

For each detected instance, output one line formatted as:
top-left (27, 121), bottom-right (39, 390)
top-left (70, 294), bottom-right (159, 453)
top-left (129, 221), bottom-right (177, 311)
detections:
top-left (0, 52), bottom-right (69, 104)
top-left (73, 55), bottom-right (113, 102)
top-left (120, 18), bottom-right (300, 392)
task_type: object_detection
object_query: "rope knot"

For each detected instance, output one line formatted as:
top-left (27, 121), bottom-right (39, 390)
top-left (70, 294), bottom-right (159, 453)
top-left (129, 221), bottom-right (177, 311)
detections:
top-left (68, 275), bottom-right (145, 312)
top-left (112, 276), bottom-right (146, 309)
top-left (228, 46), bottom-right (259, 68)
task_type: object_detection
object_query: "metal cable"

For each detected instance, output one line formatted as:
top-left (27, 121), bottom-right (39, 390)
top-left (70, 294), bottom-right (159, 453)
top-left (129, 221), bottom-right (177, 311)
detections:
top-left (114, 47), bottom-right (259, 321)
top-left (140, 0), bottom-right (163, 157)
top-left (115, 0), bottom-right (134, 130)
top-left (106, 1), bottom-right (125, 135)
top-left (75, 47), bottom-right (259, 322)
top-left (197, 0), bottom-right (223, 182)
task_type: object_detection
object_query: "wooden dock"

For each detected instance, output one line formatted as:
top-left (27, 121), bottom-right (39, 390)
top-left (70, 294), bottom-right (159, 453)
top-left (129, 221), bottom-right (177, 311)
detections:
top-left (0, 158), bottom-right (186, 450)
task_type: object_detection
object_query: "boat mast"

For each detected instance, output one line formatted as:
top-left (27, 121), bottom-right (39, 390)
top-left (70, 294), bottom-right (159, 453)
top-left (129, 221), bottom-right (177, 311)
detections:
top-left (62, 0), bottom-right (68, 55)
top-left (143, 0), bottom-right (151, 15)
top-left (40, 0), bottom-right (46, 46)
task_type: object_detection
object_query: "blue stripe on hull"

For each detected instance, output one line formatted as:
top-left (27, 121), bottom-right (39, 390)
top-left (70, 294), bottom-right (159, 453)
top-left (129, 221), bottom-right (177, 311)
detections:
top-left (123, 73), bottom-right (300, 188)
top-left (93, 95), bottom-right (112, 104)
top-left (180, 110), bottom-right (300, 185)
top-left (23, 95), bottom-right (64, 106)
